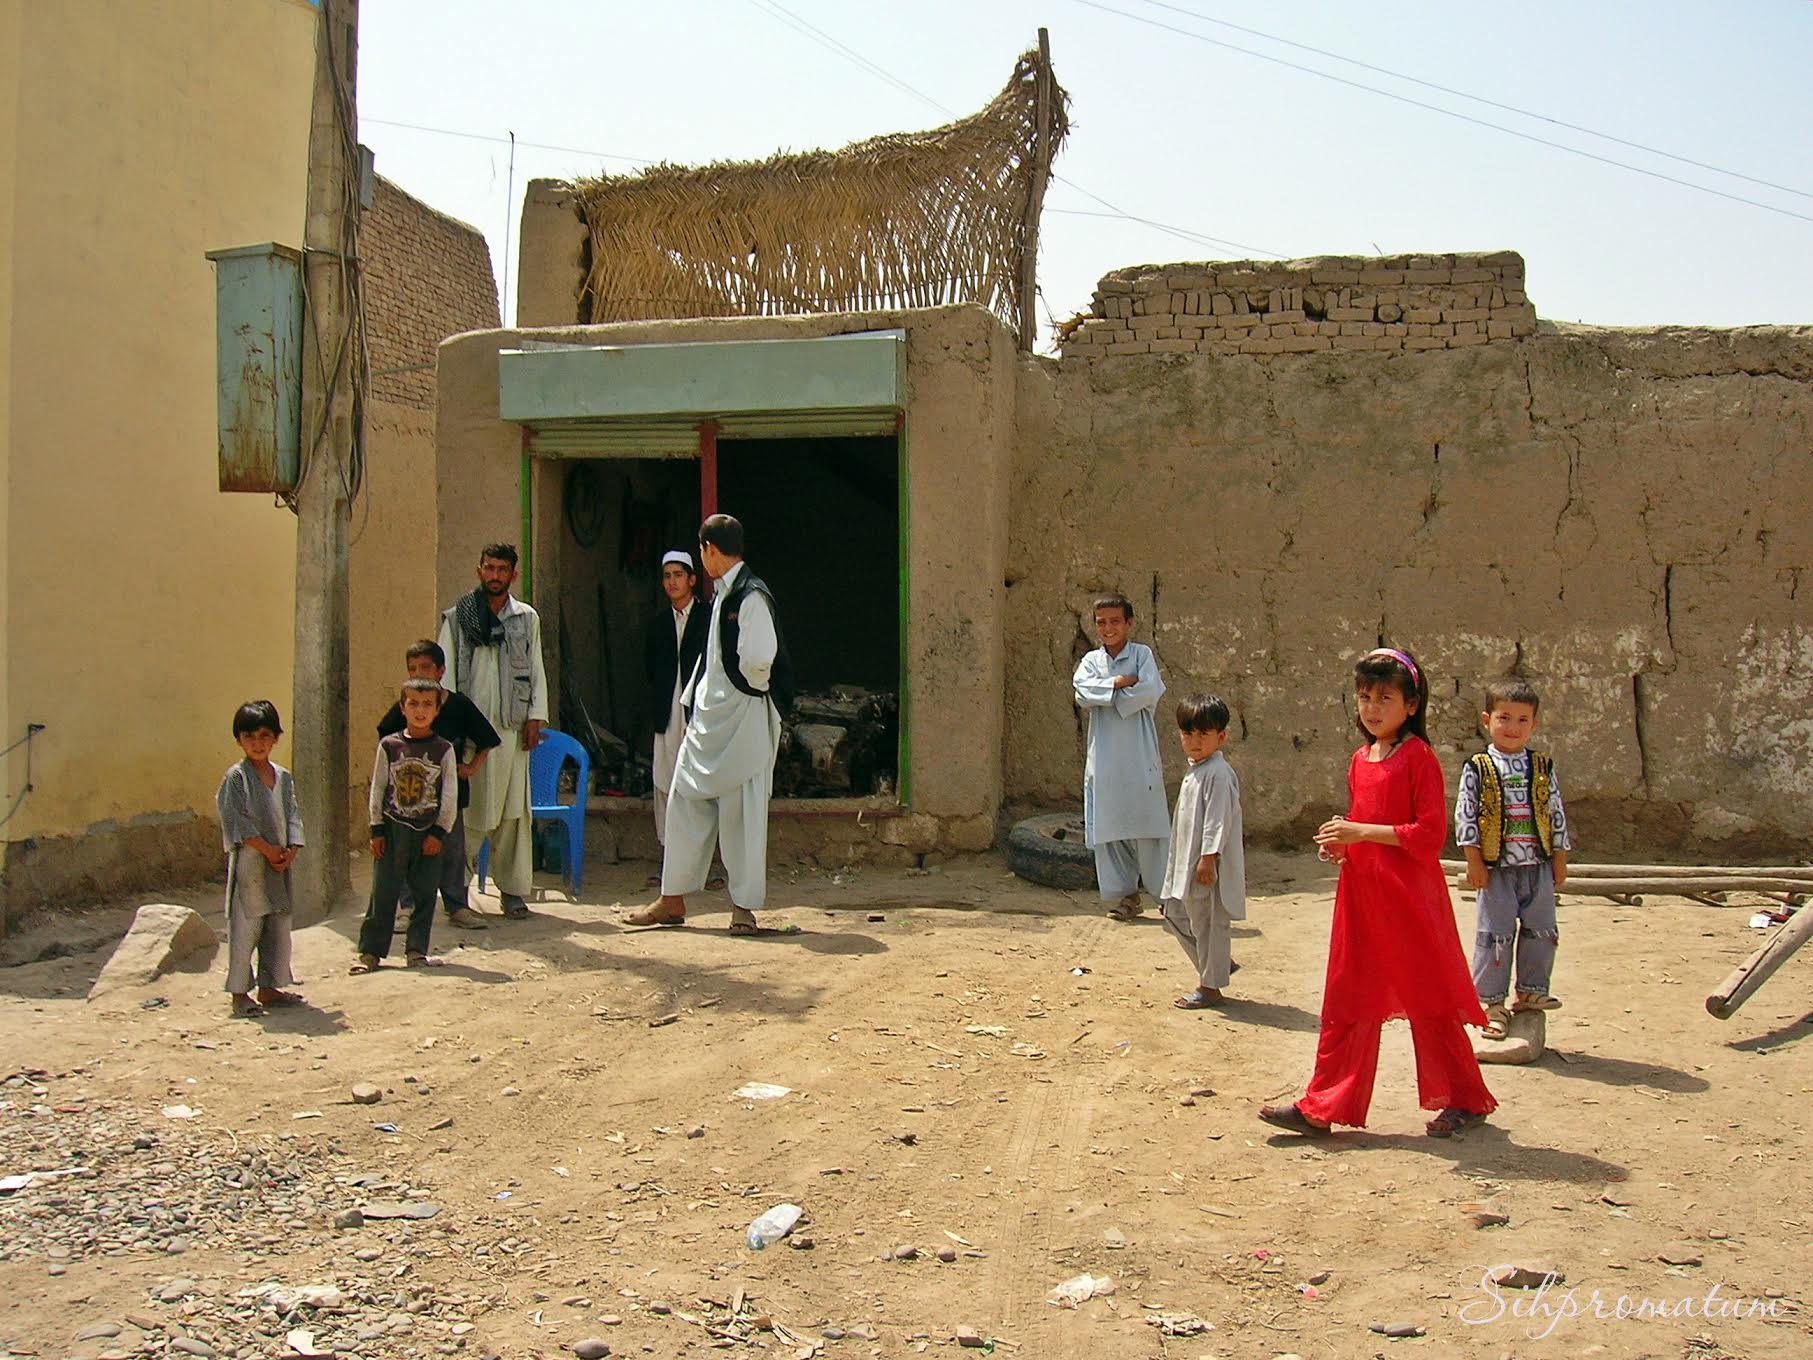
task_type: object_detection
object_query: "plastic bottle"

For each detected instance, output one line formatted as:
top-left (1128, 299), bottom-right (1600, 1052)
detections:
top-left (744, 1202), bottom-right (803, 1250)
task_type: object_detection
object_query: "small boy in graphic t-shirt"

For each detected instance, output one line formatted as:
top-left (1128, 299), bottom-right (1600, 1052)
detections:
top-left (353, 679), bottom-right (457, 974)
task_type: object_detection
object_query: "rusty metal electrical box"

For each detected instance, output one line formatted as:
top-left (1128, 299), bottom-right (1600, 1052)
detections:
top-left (205, 242), bottom-right (304, 493)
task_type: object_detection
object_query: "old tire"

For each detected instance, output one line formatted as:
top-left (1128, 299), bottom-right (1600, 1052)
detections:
top-left (1005, 813), bottom-right (1097, 891)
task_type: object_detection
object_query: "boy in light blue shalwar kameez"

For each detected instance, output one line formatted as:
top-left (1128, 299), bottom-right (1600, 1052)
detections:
top-left (1072, 594), bottom-right (1171, 920)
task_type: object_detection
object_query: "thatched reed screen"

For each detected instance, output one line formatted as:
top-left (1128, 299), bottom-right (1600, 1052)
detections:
top-left (573, 46), bottom-right (1068, 349)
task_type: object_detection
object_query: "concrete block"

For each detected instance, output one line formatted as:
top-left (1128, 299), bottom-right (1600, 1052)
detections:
top-left (89, 903), bottom-right (220, 1001)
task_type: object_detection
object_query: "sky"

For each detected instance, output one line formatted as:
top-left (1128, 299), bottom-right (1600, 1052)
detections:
top-left (357, 1), bottom-right (1813, 344)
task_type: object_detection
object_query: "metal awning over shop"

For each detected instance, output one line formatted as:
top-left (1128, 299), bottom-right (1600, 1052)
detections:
top-left (499, 329), bottom-right (905, 457)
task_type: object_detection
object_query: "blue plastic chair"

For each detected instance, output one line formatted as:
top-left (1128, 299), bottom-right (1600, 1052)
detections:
top-left (477, 729), bottom-right (590, 895)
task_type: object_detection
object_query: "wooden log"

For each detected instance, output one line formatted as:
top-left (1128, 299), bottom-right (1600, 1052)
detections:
top-left (1441, 861), bottom-right (1813, 879)
top-left (1706, 906), bottom-right (1813, 1020)
top-left (1452, 874), bottom-right (1813, 897)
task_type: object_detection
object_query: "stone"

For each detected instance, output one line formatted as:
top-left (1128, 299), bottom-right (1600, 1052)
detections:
top-left (820, 1328), bottom-right (845, 1340)
top-left (686, 1126), bottom-right (704, 1139)
top-left (788, 1236), bottom-right (815, 1250)
top-left (88, 904), bottom-right (219, 1000)
top-left (892, 1243), bottom-right (918, 1260)
top-left (936, 1246), bottom-right (957, 1263)
top-left (892, 1130), bottom-right (917, 1146)
top-left (172, 1339), bottom-right (217, 1357)
top-left (955, 1326), bottom-right (985, 1347)
top-left (350, 1083), bottom-right (382, 1105)
top-left (1475, 1010), bottom-right (1546, 1064)
top-left (332, 1208), bottom-right (365, 1230)
top-left (570, 1340), bottom-right (611, 1359)
top-left (359, 1200), bottom-right (440, 1220)
top-left (76, 1323), bottom-right (124, 1341)
top-left (1369, 1322), bottom-right (1426, 1338)
top-left (1102, 1228), bottom-right (1126, 1249)
top-left (157, 1279), bottom-right (198, 1303)
top-left (1177, 1095), bottom-right (1196, 1107)
top-left (1658, 1245), bottom-right (1703, 1266)
top-left (1490, 1263), bottom-right (1564, 1290)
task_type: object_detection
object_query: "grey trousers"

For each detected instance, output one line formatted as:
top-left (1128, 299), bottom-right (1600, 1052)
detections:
top-left (1162, 895), bottom-right (1234, 990)
top-left (1094, 836), bottom-right (1168, 902)
top-left (1471, 862), bottom-right (1559, 1002)
top-left (224, 906), bottom-right (294, 994)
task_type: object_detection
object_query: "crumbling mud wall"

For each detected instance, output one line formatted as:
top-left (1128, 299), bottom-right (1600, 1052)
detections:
top-left (1008, 274), bottom-right (1813, 855)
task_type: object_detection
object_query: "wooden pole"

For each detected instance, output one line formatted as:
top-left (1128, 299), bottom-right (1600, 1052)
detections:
top-left (292, 0), bottom-right (359, 923)
top-left (1017, 28), bottom-right (1052, 353)
top-left (1706, 905), bottom-right (1813, 1019)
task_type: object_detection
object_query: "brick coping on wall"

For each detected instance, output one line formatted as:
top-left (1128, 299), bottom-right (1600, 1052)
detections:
top-left (1058, 250), bottom-right (1536, 358)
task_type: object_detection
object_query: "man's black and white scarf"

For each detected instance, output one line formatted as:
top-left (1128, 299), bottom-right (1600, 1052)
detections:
top-left (453, 587), bottom-right (505, 651)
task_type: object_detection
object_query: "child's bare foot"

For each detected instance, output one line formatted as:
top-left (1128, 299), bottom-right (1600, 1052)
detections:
top-left (230, 994), bottom-right (265, 1018)
top-left (1174, 988), bottom-right (1226, 1009)
top-left (256, 988), bottom-right (305, 1008)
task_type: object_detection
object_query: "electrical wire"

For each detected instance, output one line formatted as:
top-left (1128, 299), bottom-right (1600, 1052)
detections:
top-left (364, 117), bottom-right (657, 167)
top-left (1129, 0), bottom-right (1813, 201)
top-left (1069, 0), bottom-right (1813, 226)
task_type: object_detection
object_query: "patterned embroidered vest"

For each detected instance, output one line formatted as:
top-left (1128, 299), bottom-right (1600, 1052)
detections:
top-left (1470, 749), bottom-right (1554, 864)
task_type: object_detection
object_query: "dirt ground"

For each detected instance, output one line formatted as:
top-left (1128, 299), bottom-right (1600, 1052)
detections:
top-left (1, 847), bottom-right (1808, 1360)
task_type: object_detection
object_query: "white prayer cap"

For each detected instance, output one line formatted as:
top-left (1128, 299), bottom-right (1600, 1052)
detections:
top-left (661, 549), bottom-right (695, 570)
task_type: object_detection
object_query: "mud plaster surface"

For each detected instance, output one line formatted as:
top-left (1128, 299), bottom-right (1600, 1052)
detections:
top-left (1006, 324), bottom-right (1813, 854)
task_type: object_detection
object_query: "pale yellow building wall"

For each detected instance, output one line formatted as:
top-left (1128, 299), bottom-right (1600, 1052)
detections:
top-left (0, 4), bottom-right (19, 796)
top-left (2, 1), bottom-right (314, 913)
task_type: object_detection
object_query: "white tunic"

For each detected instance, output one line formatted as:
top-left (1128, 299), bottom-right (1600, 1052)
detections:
top-left (437, 596), bottom-right (549, 829)
top-left (1072, 641), bottom-right (1171, 845)
top-left (1160, 751), bottom-right (1247, 919)
top-left (673, 562), bottom-right (781, 800)
top-left (652, 598), bottom-right (696, 798)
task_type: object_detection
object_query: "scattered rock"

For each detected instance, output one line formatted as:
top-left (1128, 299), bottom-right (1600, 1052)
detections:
top-left (76, 1323), bottom-right (123, 1341)
top-left (88, 904), bottom-right (219, 1000)
top-left (501, 1086), bottom-right (522, 1097)
top-left (686, 1126), bottom-right (704, 1139)
top-left (893, 1243), bottom-right (918, 1260)
top-left (1177, 1094), bottom-right (1196, 1107)
top-left (350, 1083), bottom-right (382, 1106)
top-left (648, 1013), bottom-right (679, 1028)
top-left (570, 1340), bottom-right (611, 1359)
top-left (599, 1315), bottom-right (623, 1326)
top-left (171, 1338), bottom-right (217, 1357)
top-left (867, 913), bottom-right (886, 923)
top-left (936, 1246), bottom-right (958, 1263)
top-left (157, 1279), bottom-right (197, 1303)
top-left (892, 1129), bottom-right (918, 1146)
top-left (1658, 1245), bottom-right (1703, 1266)
top-left (648, 1302), bottom-right (672, 1316)
top-left (789, 1236), bottom-right (815, 1250)
top-left (1190, 1086), bottom-right (1215, 1097)
top-left (332, 1208), bottom-right (365, 1229)
top-left (429, 1117), bottom-right (454, 1131)
top-left (1102, 1227), bottom-right (1126, 1249)
top-left (820, 1327), bottom-right (845, 1340)
top-left (1462, 1203), bottom-right (1509, 1229)
top-left (1490, 1263), bottom-right (1565, 1290)
top-left (1369, 1322), bottom-right (1426, 1338)
top-left (1307, 1270), bottom-right (1331, 1286)
top-left (955, 1325), bottom-right (986, 1347)
top-left (359, 1200), bottom-right (440, 1220)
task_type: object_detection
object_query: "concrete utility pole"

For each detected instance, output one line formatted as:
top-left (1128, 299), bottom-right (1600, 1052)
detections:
top-left (293, 0), bottom-right (360, 922)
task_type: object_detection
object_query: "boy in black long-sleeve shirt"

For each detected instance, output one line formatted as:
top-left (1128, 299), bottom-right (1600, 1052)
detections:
top-left (354, 680), bottom-right (458, 972)
top-left (377, 640), bottom-right (501, 930)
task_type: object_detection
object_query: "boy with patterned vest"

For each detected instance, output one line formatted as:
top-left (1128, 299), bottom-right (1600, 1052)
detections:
top-left (1454, 677), bottom-right (1572, 1039)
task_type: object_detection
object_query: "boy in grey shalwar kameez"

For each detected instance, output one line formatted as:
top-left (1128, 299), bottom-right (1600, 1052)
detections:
top-left (1160, 694), bottom-right (1246, 1008)
top-left (216, 700), bottom-right (305, 1018)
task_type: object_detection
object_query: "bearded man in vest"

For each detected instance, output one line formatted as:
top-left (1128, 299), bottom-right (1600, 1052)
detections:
top-left (627, 514), bottom-right (788, 934)
top-left (437, 543), bottom-right (548, 920)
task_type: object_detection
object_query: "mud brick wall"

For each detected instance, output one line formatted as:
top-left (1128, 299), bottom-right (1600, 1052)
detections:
top-left (363, 176), bottom-right (500, 409)
top-left (1061, 252), bottom-right (1536, 358)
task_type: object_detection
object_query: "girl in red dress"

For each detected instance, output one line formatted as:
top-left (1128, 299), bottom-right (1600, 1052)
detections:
top-left (1260, 647), bottom-right (1496, 1138)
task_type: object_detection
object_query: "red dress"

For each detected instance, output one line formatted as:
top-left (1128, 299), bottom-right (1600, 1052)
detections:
top-left (1296, 737), bottom-right (1495, 1128)
top-left (1323, 738), bottom-right (1484, 1026)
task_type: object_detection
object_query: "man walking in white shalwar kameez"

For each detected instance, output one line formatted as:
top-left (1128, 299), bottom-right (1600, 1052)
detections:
top-left (1073, 594), bottom-right (1171, 920)
top-left (627, 515), bottom-right (786, 934)
top-left (438, 543), bottom-right (549, 920)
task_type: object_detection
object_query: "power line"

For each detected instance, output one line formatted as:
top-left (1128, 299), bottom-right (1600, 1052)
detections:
top-left (365, 117), bottom-right (656, 167)
top-left (1131, 0), bottom-right (1813, 202)
top-left (1069, 0), bottom-right (1813, 226)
